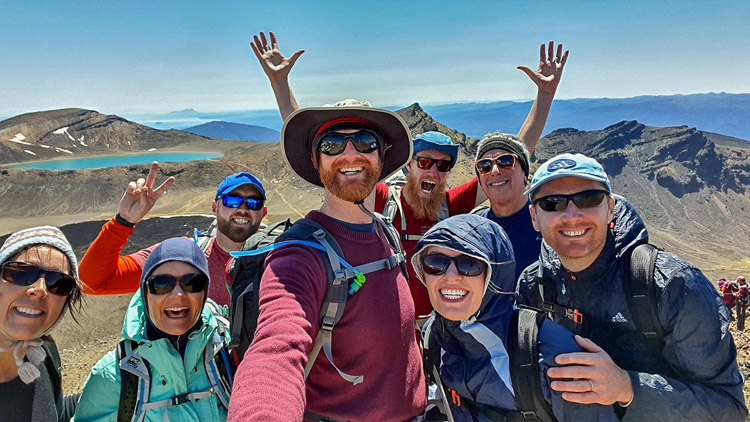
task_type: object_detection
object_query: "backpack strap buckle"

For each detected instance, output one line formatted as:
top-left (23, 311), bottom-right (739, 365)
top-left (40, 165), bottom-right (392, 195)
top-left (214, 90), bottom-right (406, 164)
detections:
top-left (170, 394), bottom-right (192, 406)
top-left (333, 269), bottom-right (348, 283)
top-left (384, 253), bottom-right (402, 270)
top-left (321, 315), bottom-right (335, 333)
top-left (566, 308), bottom-right (583, 324)
top-left (521, 411), bottom-right (539, 420)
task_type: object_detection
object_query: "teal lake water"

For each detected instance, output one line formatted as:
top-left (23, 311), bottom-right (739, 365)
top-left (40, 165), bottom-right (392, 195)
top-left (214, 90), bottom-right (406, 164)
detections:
top-left (9, 152), bottom-right (222, 170)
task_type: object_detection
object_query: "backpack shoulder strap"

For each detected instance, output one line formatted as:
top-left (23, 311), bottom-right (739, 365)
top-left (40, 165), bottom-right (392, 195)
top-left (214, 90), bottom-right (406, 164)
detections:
top-left (370, 211), bottom-right (409, 281)
top-left (283, 218), bottom-right (364, 385)
top-left (508, 309), bottom-right (555, 422)
top-left (422, 316), bottom-right (456, 422)
top-left (436, 196), bottom-right (450, 221)
top-left (202, 330), bottom-right (234, 410)
top-left (117, 339), bottom-right (149, 422)
top-left (382, 185), bottom-right (407, 232)
top-left (624, 243), bottom-right (664, 355)
top-left (195, 218), bottom-right (218, 253)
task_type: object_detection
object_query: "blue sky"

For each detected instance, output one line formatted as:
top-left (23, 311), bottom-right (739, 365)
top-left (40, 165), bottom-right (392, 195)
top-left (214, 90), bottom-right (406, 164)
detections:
top-left (1, 1), bottom-right (748, 117)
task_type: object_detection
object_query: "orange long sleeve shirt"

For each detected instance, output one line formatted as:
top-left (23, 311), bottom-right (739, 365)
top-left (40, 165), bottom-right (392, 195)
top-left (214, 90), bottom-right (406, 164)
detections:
top-left (78, 218), bottom-right (232, 306)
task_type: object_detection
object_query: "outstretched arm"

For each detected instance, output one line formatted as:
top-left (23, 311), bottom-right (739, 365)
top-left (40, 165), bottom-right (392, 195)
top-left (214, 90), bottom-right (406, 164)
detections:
top-left (79, 162), bottom-right (172, 294)
top-left (250, 31), bottom-right (304, 120)
top-left (516, 41), bottom-right (569, 155)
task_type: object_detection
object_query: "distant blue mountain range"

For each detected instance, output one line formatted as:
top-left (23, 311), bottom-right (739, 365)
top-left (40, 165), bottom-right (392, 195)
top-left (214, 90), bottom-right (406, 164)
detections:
top-left (183, 121), bottom-right (280, 142)
top-left (127, 93), bottom-right (749, 141)
top-left (422, 92), bottom-right (750, 141)
top-left (125, 109), bottom-right (283, 132)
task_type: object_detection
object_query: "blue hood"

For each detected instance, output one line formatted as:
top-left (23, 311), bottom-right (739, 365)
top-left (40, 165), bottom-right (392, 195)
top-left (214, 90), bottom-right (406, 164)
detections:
top-left (412, 214), bottom-right (516, 321)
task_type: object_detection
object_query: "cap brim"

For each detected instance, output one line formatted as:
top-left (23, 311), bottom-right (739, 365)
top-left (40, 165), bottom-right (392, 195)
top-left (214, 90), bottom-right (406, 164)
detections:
top-left (525, 172), bottom-right (611, 198)
top-left (413, 140), bottom-right (458, 163)
top-left (281, 106), bottom-right (412, 187)
top-left (219, 182), bottom-right (266, 200)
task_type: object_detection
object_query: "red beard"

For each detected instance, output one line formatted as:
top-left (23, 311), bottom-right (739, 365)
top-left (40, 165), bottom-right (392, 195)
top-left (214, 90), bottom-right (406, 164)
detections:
top-left (403, 171), bottom-right (447, 221)
top-left (319, 157), bottom-right (381, 202)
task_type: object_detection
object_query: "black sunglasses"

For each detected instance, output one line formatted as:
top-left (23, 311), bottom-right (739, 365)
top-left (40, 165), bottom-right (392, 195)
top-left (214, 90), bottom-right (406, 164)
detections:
top-left (475, 154), bottom-right (516, 175)
top-left (315, 130), bottom-right (381, 156)
top-left (420, 253), bottom-right (486, 277)
top-left (146, 273), bottom-right (209, 295)
top-left (220, 194), bottom-right (264, 211)
top-left (533, 189), bottom-right (610, 212)
top-left (414, 156), bottom-right (453, 172)
top-left (0, 261), bottom-right (77, 296)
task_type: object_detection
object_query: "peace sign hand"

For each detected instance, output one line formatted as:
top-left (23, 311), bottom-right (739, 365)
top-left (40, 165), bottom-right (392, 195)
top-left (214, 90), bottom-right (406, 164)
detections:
top-left (117, 162), bottom-right (175, 225)
top-left (250, 31), bottom-right (304, 82)
top-left (517, 40), bottom-right (569, 95)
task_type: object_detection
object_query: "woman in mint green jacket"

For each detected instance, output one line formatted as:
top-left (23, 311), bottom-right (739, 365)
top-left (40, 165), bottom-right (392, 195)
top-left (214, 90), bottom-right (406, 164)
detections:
top-left (73, 238), bottom-right (232, 422)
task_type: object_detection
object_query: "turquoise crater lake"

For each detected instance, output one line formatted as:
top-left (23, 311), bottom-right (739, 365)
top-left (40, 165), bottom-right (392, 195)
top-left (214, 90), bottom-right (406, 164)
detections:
top-left (8, 152), bottom-right (222, 170)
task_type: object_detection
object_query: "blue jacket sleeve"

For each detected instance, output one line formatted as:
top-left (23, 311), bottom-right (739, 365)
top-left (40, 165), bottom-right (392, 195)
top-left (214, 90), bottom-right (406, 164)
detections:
top-left (621, 256), bottom-right (747, 421)
top-left (537, 319), bottom-right (619, 422)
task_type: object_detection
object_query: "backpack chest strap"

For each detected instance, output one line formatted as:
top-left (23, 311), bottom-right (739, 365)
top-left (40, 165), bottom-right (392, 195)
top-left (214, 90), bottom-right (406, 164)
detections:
top-left (304, 230), bottom-right (364, 386)
top-left (400, 233), bottom-right (423, 241)
top-left (138, 388), bottom-right (218, 413)
top-left (352, 251), bottom-right (405, 274)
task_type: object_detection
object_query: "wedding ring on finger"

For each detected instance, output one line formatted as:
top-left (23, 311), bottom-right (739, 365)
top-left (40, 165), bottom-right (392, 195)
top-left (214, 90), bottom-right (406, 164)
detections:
top-left (588, 380), bottom-right (595, 392)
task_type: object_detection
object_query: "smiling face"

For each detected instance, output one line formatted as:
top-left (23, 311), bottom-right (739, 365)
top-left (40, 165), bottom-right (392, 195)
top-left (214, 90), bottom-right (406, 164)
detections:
top-left (529, 176), bottom-right (615, 272)
top-left (0, 246), bottom-right (70, 342)
top-left (422, 246), bottom-right (486, 321)
top-left (317, 128), bottom-right (382, 202)
top-left (478, 149), bottom-right (528, 215)
top-left (213, 184), bottom-right (267, 244)
top-left (145, 261), bottom-right (205, 336)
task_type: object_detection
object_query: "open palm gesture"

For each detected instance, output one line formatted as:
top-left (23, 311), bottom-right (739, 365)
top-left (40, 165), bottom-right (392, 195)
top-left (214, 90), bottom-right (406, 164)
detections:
top-left (250, 31), bottom-right (304, 82)
top-left (517, 41), bottom-right (569, 94)
top-left (117, 162), bottom-right (175, 225)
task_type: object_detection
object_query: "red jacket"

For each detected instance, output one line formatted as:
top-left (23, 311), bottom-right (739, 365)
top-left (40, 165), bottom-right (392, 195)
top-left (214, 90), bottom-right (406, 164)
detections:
top-left (721, 282), bottom-right (738, 307)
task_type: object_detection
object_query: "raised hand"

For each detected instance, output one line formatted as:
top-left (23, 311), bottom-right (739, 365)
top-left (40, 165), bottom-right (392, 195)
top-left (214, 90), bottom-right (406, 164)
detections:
top-left (547, 335), bottom-right (634, 405)
top-left (117, 162), bottom-right (175, 225)
top-left (517, 41), bottom-right (569, 95)
top-left (250, 31), bottom-right (304, 82)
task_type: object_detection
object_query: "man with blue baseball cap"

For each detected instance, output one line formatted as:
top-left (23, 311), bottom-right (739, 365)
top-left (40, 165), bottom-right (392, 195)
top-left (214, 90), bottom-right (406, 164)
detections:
top-left (79, 162), bottom-right (268, 306)
top-left (516, 153), bottom-right (747, 421)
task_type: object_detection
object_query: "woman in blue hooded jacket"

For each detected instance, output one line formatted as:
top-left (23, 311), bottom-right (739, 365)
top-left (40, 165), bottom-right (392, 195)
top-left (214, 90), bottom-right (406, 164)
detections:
top-left (412, 214), bottom-right (617, 422)
top-left (73, 237), bottom-right (232, 422)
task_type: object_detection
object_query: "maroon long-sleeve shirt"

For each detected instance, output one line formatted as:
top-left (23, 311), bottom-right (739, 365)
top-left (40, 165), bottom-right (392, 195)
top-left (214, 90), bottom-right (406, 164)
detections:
top-left (228, 211), bottom-right (426, 422)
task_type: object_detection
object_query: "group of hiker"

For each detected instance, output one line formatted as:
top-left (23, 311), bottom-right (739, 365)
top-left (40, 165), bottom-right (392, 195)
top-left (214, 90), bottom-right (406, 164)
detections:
top-left (0, 31), bottom-right (746, 422)
top-left (719, 276), bottom-right (749, 329)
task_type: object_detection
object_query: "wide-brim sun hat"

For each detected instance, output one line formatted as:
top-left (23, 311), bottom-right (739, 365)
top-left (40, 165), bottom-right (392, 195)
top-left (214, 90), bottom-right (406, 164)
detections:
top-left (281, 99), bottom-right (413, 187)
top-left (525, 153), bottom-right (611, 200)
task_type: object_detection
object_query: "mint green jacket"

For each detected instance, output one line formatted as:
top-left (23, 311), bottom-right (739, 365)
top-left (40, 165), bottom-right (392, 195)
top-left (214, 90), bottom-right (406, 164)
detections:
top-left (72, 292), bottom-right (229, 422)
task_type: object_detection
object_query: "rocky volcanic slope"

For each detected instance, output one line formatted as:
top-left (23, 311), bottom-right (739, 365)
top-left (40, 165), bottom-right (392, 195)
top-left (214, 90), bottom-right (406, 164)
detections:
top-left (534, 120), bottom-right (750, 271)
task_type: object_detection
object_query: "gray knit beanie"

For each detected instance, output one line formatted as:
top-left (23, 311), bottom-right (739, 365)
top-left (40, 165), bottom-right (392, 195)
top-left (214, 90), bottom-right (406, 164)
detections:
top-left (475, 132), bottom-right (531, 177)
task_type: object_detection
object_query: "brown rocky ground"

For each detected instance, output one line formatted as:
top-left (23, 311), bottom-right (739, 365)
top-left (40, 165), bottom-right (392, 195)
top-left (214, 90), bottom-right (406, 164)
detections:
top-left (731, 324), bottom-right (750, 412)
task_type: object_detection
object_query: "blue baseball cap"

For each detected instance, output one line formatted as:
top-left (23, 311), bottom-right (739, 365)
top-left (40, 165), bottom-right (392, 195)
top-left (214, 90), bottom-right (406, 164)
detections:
top-left (412, 131), bottom-right (459, 164)
top-left (215, 172), bottom-right (266, 200)
top-left (525, 153), bottom-right (611, 199)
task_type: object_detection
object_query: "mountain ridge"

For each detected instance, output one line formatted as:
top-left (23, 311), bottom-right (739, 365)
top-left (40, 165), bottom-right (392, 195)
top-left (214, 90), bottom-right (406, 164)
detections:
top-left (0, 105), bottom-right (746, 276)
